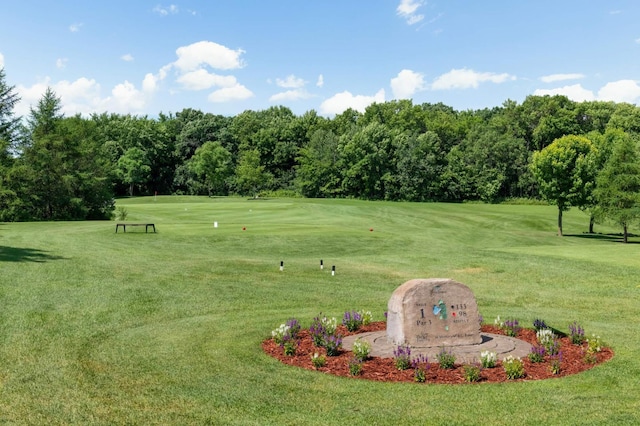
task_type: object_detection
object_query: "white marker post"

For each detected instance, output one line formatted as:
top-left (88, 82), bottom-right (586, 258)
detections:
top-left (280, 261), bottom-right (284, 272)
top-left (214, 221), bottom-right (218, 228)
top-left (320, 259), bottom-right (324, 270)
top-left (331, 265), bottom-right (335, 276)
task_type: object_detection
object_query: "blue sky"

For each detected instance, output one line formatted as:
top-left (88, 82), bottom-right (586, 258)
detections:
top-left (2, 1), bottom-right (640, 118)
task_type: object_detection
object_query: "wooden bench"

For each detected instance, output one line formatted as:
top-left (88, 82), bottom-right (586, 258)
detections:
top-left (115, 223), bottom-right (156, 233)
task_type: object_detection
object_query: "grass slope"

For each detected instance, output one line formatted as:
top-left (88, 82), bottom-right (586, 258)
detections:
top-left (0, 196), bottom-right (638, 425)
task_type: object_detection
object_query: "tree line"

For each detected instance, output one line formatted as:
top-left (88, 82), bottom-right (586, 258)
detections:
top-left (1, 67), bottom-right (640, 238)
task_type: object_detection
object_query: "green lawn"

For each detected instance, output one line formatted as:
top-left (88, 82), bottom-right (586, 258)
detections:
top-left (0, 196), bottom-right (638, 425)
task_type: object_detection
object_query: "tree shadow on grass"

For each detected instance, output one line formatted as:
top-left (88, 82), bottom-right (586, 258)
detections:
top-left (564, 233), bottom-right (640, 244)
top-left (0, 246), bottom-right (66, 262)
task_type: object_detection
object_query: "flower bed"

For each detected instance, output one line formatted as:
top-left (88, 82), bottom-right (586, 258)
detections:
top-left (262, 322), bottom-right (614, 383)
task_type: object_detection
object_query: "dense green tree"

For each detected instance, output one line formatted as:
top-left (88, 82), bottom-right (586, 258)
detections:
top-left (339, 122), bottom-right (394, 200)
top-left (189, 141), bottom-right (232, 196)
top-left (0, 67), bottom-right (21, 160)
top-left (593, 132), bottom-right (640, 243)
top-left (394, 131), bottom-right (444, 201)
top-left (295, 129), bottom-right (341, 198)
top-left (531, 135), bottom-right (597, 236)
top-left (116, 147), bottom-right (151, 196)
top-left (233, 149), bottom-right (272, 196)
top-left (11, 90), bottom-right (114, 220)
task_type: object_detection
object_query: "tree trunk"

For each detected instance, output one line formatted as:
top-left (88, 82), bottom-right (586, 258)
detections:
top-left (623, 223), bottom-right (628, 243)
top-left (589, 214), bottom-right (595, 234)
top-left (129, 183), bottom-right (134, 197)
top-left (557, 208), bottom-right (563, 236)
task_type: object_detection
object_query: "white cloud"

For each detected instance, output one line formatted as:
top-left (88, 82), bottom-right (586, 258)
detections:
top-left (391, 69), bottom-right (425, 99)
top-left (172, 41), bottom-right (245, 72)
top-left (56, 58), bottom-right (68, 69)
top-left (142, 72), bottom-right (160, 93)
top-left (108, 81), bottom-right (146, 112)
top-left (16, 76), bottom-right (152, 116)
top-left (316, 74), bottom-right (324, 88)
top-left (269, 89), bottom-right (312, 102)
top-left (275, 74), bottom-right (305, 89)
top-left (69, 23), bottom-right (83, 32)
top-left (533, 84), bottom-right (595, 102)
top-left (121, 54), bottom-right (134, 62)
top-left (597, 80), bottom-right (640, 103)
top-left (1, 52), bottom-right (5, 68)
top-left (397, 0), bottom-right (424, 25)
top-left (16, 77), bottom-right (106, 116)
top-left (635, 38), bottom-right (640, 44)
top-left (153, 4), bottom-right (179, 15)
top-left (431, 68), bottom-right (515, 90)
top-left (319, 89), bottom-right (385, 115)
top-left (539, 73), bottom-right (585, 83)
top-left (208, 84), bottom-right (253, 102)
top-left (177, 69), bottom-right (237, 90)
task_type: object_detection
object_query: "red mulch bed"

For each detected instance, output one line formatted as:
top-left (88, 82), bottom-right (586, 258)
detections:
top-left (262, 322), bottom-right (614, 383)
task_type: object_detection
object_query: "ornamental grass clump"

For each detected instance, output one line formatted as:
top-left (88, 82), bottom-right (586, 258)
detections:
top-left (342, 310), bottom-right (363, 332)
top-left (480, 351), bottom-right (497, 368)
top-left (503, 356), bottom-right (525, 380)
top-left (393, 344), bottom-right (412, 370)
top-left (569, 321), bottom-right (585, 345)
top-left (436, 347), bottom-right (456, 369)
top-left (352, 338), bottom-right (371, 362)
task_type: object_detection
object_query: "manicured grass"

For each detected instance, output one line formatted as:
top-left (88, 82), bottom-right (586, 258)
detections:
top-left (0, 196), bottom-right (638, 425)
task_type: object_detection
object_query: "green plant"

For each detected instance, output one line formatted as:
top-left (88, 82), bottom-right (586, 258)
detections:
top-left (310, 352), bottom-right (326, 369)
top-left (342, 310), bottom-right (363, 332)
top-left (528, 345), bottom-right (545, 363)
top-left (569, 321), bottom-right (585, 345)
top-left (358, 310), bottom-right (373, 326)
top-left (352, 338), bottom-right (371, 361)
top-left (503, 356), bottom-right (525, 379)
top-left (309, 314), bottom-right (337, 347)
top-left (587, 334), bottom-right (602, 354)
top-left (283, 339), bottom-right (297, 356)
top-left (323, 334), bottom-right (343, 356)
top-left (436, 347), bottom-right (456, 369)
top-left (114, 206), bottom-right (128, 221)
top-left (271, 323), bottom-right (290, 345)
top-left (550, 353), bottom-right (562, 375)
top-left (463, 364), bottom-right (481, 382)
top-left (503, 318), bottom-right (520, 337)
top-left (348, 357), bottom-right (363, 376)
top-left (533, 318), bottom-right (548, 331)
top-left (536, 328), bottom-right (559, 354)
top-left (480, 351), bottom-right (497, 368)
top-left (411, 354), bottom-right (429, 383)
top-left (393, 344), bottom-right (411, 370)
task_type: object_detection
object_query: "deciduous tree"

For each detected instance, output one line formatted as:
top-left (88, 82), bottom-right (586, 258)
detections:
top-left (531, 135), bottom-right (597, 236)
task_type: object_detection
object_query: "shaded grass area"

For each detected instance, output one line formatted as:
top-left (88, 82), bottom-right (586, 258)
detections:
top-left (0, 196), bottom-right (638, 424)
